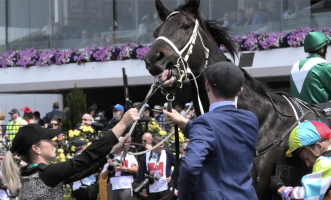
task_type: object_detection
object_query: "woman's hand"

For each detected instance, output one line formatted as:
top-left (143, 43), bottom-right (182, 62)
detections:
top-left (119, 108), bottom-right (140, 128)
top-left (142, 189), bottom-right (148, 197)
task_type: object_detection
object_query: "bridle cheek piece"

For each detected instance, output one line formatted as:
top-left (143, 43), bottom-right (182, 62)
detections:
top-left (155, 11), bottom-right (209, 114)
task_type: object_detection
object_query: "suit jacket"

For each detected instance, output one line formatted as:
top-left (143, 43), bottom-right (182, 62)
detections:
top-left (45, 109), bottom-right (66, 124)
top-left (233, 18), bottom-right (246, 27)
top-left (178, 105), bottom-right (259, 200)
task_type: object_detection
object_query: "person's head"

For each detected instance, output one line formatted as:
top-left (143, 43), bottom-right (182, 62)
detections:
top-left (223, 12), bottom-right (231, 22)
top-left (82, 30), bottom-right (88, 39)
top-left (53, 101), bottom-right (60, 109)
top-left (267, 1), bottom-right (275, 11)
top-left (112, 104), bottom-right (124, 120)
top-left (86, 107), bottom-right (95, 116)
top-left (21, 107), bottom-right (33, 122)
top-left (50, 118), bottom-right (61, 130)
top-left (33, 111), bottom-right (40, 120)
top-left (74, 140), bottom-right (88, 153)
top-left (0, 111), bottom-right (5, 121)
top-left (82, 114), bottom-right (93, 126)
top-left (181, 141), bottom-right (189, 156)
top-left (97, 107), bottom-right (105, 115)
top-left (184, 102), bottom-right (194, 113)
top-left (286, 121), bottom-right (331, 167)
top-left (236, 9), bottom-right (244, 19)
top-left (249, 4), bottom-right (258, 17)
top-left (143, 104), bottom-right (151, 117)
top-left (174, 103), bottom-right (184, 113)
top-left (152, 136), bottom-right (164, 154)
top-left (142, 15), bottom-right (150, 24)
top-left (204, 62), bottom-right (244, 103)
top-left (106, 34), bottom-right (113, 44)
top-left (142, 132), bottom-right (153, 148)
top-left (293, 0), bottom-right (300, 7)
top-left (8, 108), bottom-right (20, 120)
top-left (152, 105), bottom-right (162, 117)
top-left (304, 32), bottom-right (330, 59)
top-left (1, 124), bottom-right (60, 194)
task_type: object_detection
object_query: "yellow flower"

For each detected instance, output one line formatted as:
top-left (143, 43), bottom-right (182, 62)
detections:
top-left (59, 154), bottom-right (65, 159)
top-left (85, 139), bottom-right (89, 142)
top-left (71, 146), bottom-right (75, 152)
top-left (148, 128), bottom-right (151, 132)
top-left (61, 135), bottom-right (66, 140)
top-left (159, 131), bottom-right (167, 136)
top-left (152, 118), bottom-right (155, 121)
top-left (179, 137), bottom-right (185, 143)
top-left (74, 130), bottom-right (80, 136)
top-left (87, 142), bottom-right (92, 147)
top-left (153, 125), bottom-right (158, 129)
top-left (71, 153), bottom-right (75, 156)
top-left (173, 153), bottom-right (176, 155)
top-left (152, 122), bottom-right (156, 125)
top-left (89, 127), bottom-right (94, 133)
top-left (69, 132), bottom-right (74, 138)
top-left (53, 147), bottom-right (56, 152)
top-left (61, 159), bottom-right (66, 162)
top-left (83, 127), bottom-right (89, 132)
top-left (158, 127), bottom-right (162, 131)
top-left (58, 149), bottom-right (64, 153)
top-left (51, 137), bottom-right (57, 141)
top-left (170, 135), bottom-right (175, 140)
top-left (79, 126), bottom-right (84, 130)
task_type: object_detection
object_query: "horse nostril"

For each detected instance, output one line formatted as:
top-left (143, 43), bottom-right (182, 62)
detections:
top-left (155, 52), bottom-right (165, 62)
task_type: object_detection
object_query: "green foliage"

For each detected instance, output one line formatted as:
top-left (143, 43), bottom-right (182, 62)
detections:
top-left (62, 84), bottom-right (87, 131)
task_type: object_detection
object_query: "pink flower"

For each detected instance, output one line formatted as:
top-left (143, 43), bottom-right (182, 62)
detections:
top-left (20, 161), bottom-right (27, 167)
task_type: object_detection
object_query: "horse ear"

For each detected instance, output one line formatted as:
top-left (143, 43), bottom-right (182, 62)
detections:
top-left (181, 0), bottom-right (200, 13)
top-left (156, 0), bottom-right (170, 21)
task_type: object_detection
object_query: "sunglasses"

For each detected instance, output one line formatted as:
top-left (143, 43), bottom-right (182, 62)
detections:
top-left (50, 123), bottom-right (58, 126)
top-left (142, 140), bottom-right (147, 143)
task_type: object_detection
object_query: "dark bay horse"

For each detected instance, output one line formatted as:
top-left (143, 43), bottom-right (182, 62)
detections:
top-left (143, 0), bottom-right (322, 199)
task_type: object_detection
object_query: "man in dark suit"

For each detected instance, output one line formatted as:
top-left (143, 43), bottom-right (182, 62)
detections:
top-left (233, 9), bottom-right (246, 27)
top-left (44, 101), bottom-right (66, 126)
top-left (164, 62), bottom-right (259, 200)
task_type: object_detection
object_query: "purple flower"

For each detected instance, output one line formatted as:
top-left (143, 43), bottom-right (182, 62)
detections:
top-left (55, 49), bottom-right (76, 65)
top-left (136, 46), bottom-right (150, 60)
top-left (93, 46), bottom-right (110, 61)
top-left (36, 49), bottom-right (58, 66)
top-left (16, 48), bottom-right (39, 68)
top-left (0, 51), bottom-right (19, 68)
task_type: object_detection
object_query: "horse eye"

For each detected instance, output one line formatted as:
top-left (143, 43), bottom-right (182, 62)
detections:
top-left (182, 24), bottom-right (190, 30)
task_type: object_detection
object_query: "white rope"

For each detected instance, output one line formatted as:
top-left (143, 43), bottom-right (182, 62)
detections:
top-left (282, 95), bottom-right (300, 124)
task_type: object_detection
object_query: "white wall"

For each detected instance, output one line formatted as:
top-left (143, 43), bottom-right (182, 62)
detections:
top-left (0, 94), bottom-right (63, 122)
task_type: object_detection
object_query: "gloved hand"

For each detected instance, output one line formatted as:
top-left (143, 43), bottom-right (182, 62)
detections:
top-left (269, 176), bottom-right (284, 191)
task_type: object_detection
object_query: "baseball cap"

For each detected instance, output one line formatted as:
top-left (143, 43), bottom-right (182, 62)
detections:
top-left (8, 108), bottom-right (19, 115)
top-left (286, 121), bottom-right (331, 157)
top-left (112, 104), bottom-right (124, 112)
top-left (11, 124), bottom-right (61, 156)
top-left (74, 140), bottom-right (88, 148)
top-left (204, 62), bottom-right (244, 95)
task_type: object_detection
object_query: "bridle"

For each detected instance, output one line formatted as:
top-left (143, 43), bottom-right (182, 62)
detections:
top-left (155, 11), bottom-right (210, 114)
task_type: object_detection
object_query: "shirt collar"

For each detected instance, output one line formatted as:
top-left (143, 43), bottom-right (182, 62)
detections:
top-left (209, 101), bottom-right (235, 112)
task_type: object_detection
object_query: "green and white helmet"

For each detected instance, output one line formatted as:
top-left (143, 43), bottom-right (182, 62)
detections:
top-left (304, 32), bottom-right (330, 53)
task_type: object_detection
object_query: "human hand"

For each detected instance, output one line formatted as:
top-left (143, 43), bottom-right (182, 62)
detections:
top-left (166, 176), bottom-right (171, 183)
top-left (163, 109), bottom-right (188, 129)
top-left (119, 108), bottom-right (140, 128)
top-left (174, 189), bottom-right (178, 196)
top-left (142, 189), bottom-right (148, 197)
top-left (111, 135), bottom-right (131, 154)
top-left (145, 144), bottom-right (152, 150)
top-left (114, 163), bottom-right (124, 171)
top-left (269, 176), bottom-right (284, 191)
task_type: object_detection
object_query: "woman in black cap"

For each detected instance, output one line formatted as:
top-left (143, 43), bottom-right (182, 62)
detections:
top-left (1, 108), bottom-right (139, 200)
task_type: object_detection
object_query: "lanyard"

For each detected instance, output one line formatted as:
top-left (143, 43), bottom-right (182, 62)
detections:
top-left (27, 163), bottom-right (39, 169)
top-left (149, 152), bottom-right (161, 170)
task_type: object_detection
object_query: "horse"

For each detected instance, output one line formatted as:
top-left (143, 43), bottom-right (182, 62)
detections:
top-left (143, 0), bottom-right (328, 199)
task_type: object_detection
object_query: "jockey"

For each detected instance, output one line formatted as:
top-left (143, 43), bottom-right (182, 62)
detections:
top-left (269, 120), bottom-right (331, 200)
top-left (290, 32), bottom-right (331, 104)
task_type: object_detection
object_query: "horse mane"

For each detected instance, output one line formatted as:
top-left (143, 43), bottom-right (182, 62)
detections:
top-left (175, 7), bottom-right (238, 61)
top-left (173, 7), bottom-right (268, 97)
top-left (239, 67), bottom-right (269, 97)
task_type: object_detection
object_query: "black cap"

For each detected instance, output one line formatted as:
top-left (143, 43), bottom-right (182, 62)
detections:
top-left (11, 124), bottom-right (61, 155)
top-left (8, 108), bottom-right (19, 115)
top-left (74, 140), bottom-right (88, 148)
top-left (204, 62), bottom-right (244, 94)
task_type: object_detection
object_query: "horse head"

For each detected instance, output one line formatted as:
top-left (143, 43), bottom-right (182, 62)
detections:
top-left (145, 0), bottom-right (237, 97)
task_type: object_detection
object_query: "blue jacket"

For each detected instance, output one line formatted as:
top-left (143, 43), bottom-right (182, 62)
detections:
top-left (45, 109), bottom-right (66, 124)
top-left (178, 105), bottom-right (259, 200)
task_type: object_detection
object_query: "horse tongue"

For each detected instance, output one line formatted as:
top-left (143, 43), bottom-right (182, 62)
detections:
top-left (161, 70), bottom-right (170, 81)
